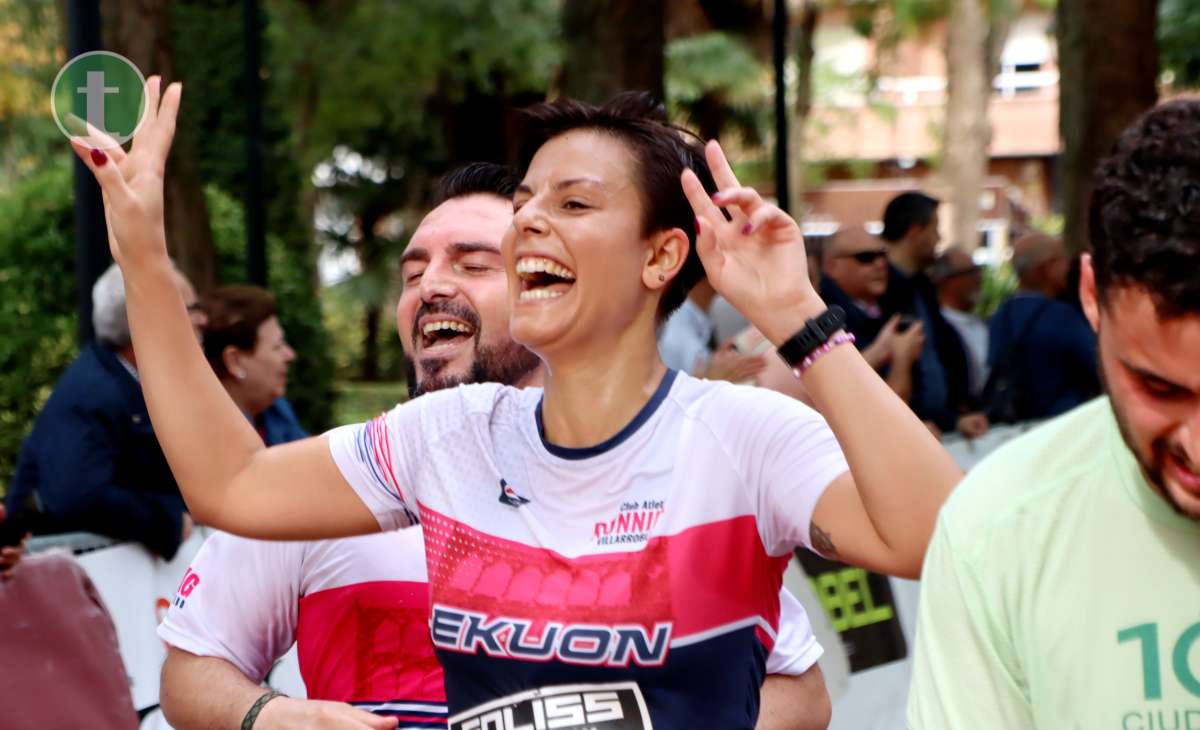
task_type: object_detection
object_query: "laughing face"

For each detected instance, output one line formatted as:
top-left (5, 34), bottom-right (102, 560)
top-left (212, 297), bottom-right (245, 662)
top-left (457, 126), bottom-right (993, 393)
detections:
top-left (397, 193), bottom-right (540, 397)
top-left (506, 130), bottom-right (673, 358)
top-left (1081, 257), bottom-right (1200, 519)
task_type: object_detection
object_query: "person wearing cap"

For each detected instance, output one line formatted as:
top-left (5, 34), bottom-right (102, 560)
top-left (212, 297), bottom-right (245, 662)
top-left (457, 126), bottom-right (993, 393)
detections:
top-left (932, 247), bottom-right (988, 400)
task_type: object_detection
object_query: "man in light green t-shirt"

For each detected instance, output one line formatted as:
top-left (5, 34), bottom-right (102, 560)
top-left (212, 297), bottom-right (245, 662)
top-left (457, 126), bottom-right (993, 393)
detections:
top-left (909, 100), bottom-right (1200, 729)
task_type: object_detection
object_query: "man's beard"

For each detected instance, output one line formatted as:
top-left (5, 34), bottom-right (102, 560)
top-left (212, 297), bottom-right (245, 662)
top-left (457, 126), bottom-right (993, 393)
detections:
top-left (1101, 355), bottom-right (1198, 519)
top-left (405, 299), bottom-right (540, 398)
top-left (410, 339), bottom-right (540, 398)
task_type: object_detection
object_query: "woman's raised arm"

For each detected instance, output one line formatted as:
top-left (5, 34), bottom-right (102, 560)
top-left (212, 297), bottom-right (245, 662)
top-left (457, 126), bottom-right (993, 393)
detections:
top-left (70, 77), bottom-right (376, 539)
top-left (681, 140), bottom-right (962, 578)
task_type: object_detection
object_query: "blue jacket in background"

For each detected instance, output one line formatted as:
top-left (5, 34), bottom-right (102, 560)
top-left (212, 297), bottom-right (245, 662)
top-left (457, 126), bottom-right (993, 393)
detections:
top-left (986, 292), bottom-right (1100, 421)
top-left (254, 398), bottom-right (308, 447)
top-left (878, 265), bottom-right (976, 431)
top-left (6, 342), bottom-right (187, 559)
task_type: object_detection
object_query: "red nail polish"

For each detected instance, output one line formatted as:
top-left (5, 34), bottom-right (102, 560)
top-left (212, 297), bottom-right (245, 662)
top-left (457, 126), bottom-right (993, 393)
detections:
top-left (742, 223), bottom-right (753, 235)
top-left (90, 148), bottom-right (108, 166)
top-left (694, 217), bottom-right (701, 234)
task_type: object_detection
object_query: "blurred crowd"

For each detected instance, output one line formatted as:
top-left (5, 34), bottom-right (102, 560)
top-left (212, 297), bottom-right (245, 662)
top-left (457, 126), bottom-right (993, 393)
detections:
top-left (660, 191), bottom-right (1100, 440)
top-left (2, 191), bottom-right (1099, 562)
top-left (4, 268), bottom-right (302, 559)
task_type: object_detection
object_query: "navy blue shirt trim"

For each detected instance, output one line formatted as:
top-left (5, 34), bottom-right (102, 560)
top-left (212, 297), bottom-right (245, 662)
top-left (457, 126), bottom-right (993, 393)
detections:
top-left (535, 369), bottom-right (678, 460)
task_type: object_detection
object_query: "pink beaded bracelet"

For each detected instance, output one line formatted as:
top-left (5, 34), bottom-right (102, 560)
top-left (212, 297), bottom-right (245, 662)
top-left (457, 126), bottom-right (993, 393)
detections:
top-left (793, 332), bottom-right (856, 376)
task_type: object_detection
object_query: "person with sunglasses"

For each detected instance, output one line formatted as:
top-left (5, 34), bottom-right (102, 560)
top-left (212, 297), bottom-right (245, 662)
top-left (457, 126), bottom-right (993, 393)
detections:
top-left (819, 225), bottom-right (927, 404)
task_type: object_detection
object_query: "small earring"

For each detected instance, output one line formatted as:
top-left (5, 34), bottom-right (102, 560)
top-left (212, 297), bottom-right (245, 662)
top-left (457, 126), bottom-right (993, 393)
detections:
top-left (236, 371), bottom-right (247, 380)
top-left (657, 273), bottom-right (665, 282)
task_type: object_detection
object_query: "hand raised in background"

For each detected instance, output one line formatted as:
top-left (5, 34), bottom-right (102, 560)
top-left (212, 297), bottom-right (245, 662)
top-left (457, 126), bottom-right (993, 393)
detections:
top-left (700, 340), bottom-right (767, 382)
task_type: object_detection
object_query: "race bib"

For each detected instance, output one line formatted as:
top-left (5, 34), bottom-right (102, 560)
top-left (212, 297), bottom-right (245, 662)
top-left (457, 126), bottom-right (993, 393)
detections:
top-left (448, 682), bottom-right (653, 730)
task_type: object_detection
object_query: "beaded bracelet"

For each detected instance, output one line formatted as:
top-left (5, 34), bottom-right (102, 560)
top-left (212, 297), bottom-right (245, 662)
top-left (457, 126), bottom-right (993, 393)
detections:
top-left (241, 690), bottom-right (285, 730)
top-left (793, 332), bottom-right (856, 376)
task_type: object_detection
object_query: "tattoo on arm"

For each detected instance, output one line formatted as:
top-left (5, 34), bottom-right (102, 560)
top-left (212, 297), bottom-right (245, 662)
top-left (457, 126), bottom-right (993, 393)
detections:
top-left (811, 522), bottom-right (838, 558)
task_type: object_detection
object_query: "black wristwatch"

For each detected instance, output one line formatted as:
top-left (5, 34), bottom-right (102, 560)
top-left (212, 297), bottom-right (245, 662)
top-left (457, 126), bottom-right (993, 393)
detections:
top-left (777, 305), bottom-right (847, 368)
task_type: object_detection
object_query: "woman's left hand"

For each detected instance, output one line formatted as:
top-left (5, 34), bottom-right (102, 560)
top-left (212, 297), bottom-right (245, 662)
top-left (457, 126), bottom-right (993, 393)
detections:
top-left (681, 140), bottom-right (824, 343)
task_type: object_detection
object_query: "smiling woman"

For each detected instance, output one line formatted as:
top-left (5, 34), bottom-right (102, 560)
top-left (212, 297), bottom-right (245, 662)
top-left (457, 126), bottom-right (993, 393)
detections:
top-left (196, 285), bottom-right (307, 446)
top-left (73, 80), bottom-right (962, 729)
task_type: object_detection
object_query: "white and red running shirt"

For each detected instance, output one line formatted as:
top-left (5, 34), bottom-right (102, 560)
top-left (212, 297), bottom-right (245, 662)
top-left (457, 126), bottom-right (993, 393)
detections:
top-left (328, 370), bottom-right (848, 729)
top-left (158, 529), bottom-right (449, 728)
top-left (158, 533), bottom-right (820, 729)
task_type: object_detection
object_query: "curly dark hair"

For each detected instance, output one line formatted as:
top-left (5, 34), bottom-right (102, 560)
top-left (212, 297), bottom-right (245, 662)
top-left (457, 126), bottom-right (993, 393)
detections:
top-left (1088, 98), bottom-right (1200, 318)
top-left (518, 92), bottom-right (719, 322)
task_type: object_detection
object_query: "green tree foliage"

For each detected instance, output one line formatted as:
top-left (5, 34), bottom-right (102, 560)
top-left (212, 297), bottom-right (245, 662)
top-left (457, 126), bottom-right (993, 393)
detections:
top-left (265, 0), bottom-right (560, 382)
top-left (1160, 0), bottom-right (1200, 88)
top-left (171, 0), bottom-right (336, 429)
top-left (666, 32), bottom-right (771, 145)
top-left (208, 184), bottom-right (336, 430)
top-left (268, 0), bottom-right (560, 169)
top-left (0, 0), bottom-right (63, 190)
top-left (0, 164), bottom-right (76, 489)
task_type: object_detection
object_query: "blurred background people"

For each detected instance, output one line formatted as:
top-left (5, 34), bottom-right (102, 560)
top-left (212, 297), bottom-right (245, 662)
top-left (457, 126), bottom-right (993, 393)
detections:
top-left (197, 285), bottom-right (306, 445)
top-left (658, 273), bottom-right (766, 382)
top-left (984, 233), bottom-right (1100, 423)
top-left (5, 263), bottom-right (203, 560)
top-left (932, 247), bottom-right (989, 401)
top-left (819, 225), bottom-right (926, 403)
top-left (879, 192), bottom-right (988, 438)
top-left (820, 225), bottom-right (892, 346)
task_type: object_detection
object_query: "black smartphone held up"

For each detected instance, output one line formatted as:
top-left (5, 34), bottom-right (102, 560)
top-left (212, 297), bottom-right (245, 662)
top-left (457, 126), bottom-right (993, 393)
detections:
top-left (896, 315), bottom-right (917, 333)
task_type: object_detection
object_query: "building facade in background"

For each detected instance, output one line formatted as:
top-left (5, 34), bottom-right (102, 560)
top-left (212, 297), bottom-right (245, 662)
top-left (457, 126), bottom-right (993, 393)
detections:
top-left (801, 6), bottom-right (1059, 262)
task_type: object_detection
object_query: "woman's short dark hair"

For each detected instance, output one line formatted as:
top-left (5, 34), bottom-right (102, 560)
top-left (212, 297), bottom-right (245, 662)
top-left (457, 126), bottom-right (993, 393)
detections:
top-left (436, 162), bottom-right (519, 204)
top-left (519, 92), bottom-right (719, 322)
top-left (198, 285), bottom-right (278, 379)
top-left (880, 192), bottom-right (939, 243)
top-left (1089, 98), bottom-right (1200, 319)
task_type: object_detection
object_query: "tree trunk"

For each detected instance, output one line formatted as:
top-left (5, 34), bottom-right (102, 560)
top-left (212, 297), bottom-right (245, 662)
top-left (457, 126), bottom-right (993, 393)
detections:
top-left (787, 3), bottom-right (819, 217)
top-left (1056, 0), bottom-right (1157, 254)
top-left (361, 302), bottom-right (381, 382)
top-left (357, 206), bottom-right (385, 382)
top-left (100, 0), bottom-right (217, 291)
top-left (561, 0), bottom-right (665, 103)
top-left (942, 0), bottom-right (991, 251)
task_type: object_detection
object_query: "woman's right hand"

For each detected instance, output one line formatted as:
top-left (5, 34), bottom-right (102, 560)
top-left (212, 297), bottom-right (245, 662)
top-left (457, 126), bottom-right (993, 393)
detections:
top-left (68, 76), bottom-right (181, 269)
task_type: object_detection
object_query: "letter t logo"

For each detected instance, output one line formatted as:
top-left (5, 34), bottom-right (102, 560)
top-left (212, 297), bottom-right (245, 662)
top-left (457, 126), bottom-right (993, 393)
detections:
top-left (76, 71), bottom-right (119, 134)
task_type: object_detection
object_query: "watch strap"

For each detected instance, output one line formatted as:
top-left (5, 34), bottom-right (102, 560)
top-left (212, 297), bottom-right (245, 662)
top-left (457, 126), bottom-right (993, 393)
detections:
top-left (777, 305), bottom-right (847, 368)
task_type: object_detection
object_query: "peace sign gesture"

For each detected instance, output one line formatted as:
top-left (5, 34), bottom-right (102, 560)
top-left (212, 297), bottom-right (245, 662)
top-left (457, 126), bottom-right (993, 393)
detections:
top-left (68, 76), bottom-right (182, 270)
top-left (680, 141), bottom-right (825, 344)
